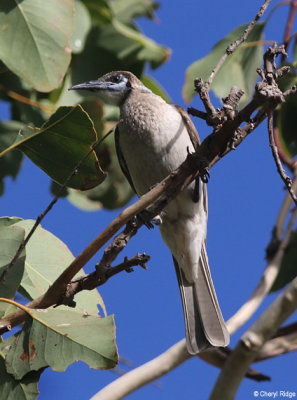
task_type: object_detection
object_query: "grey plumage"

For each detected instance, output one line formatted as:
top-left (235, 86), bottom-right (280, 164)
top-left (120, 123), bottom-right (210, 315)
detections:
top-left (69, 71), bottom-right (229, 354)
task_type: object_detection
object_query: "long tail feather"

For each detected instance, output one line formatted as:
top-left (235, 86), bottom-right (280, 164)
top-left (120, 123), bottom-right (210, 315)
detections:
top-left (173, 244), bottom-right (229, 355)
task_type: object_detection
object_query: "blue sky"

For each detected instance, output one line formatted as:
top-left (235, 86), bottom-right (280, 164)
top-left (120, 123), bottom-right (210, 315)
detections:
top-left (1, 0), bottom-right (297, 399)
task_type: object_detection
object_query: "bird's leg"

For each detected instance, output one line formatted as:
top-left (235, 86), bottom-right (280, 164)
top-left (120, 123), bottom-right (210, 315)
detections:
top-left (192, 179), bottom-right (200, 203)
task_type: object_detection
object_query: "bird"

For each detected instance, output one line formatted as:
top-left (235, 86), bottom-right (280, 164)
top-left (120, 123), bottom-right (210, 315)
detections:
top-left (69, 71), bottom-right (229, 354)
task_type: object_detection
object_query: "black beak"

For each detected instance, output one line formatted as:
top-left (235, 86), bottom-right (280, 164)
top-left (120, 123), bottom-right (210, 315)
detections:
top-left (68, 80), bottom-right (102, 92)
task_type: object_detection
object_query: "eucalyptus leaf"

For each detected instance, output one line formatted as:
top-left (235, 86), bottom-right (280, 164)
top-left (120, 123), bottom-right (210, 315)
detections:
top-left (0, 106), bottom-right (106, 190)
top-left (277, 91), bottom-right (297, 158)
top-left (0, 355), bottom-right (41, 400)
top-left (0, 223), bottom-right (25, 318)
top-left (96, 19), bottom-right (170, 69)
top-left (111, 0), bottom-right (159, 22)
top-left (0, 0), bottom-right (75, 92)
top-left (0, 121), bottom-right (24, 195)
top-left (3, 218), bottom-right (107, 317)
top-left (68, 130), bottom-right (134, 210)
top-left (271, 231), bottom-right (297, 292)
top-left (2, 309), bottom-right (117, 379)
top-left (183, 23), bottom-right (265, 106)
top-left (81, 0), bottom-right (113, 25)
top-left (71, 0), bottom-right (91, 54)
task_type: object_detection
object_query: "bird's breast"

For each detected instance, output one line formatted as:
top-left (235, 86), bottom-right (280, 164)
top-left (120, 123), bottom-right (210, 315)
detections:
top-left (118, 95), bottom-right (195, 196)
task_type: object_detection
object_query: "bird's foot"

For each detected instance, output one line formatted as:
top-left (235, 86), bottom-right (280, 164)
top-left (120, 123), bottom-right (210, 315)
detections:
top-left (200, 168), bottom-right (210, 183)
top-left (136, 210), bottom-right (162, 229)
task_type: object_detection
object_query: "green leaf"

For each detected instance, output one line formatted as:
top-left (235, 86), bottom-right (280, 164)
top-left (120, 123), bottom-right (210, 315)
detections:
top-left (70, 0), bottom-right (91, 54)
top-left (111, 0), bottom-right (159, 23)
top-left (2, 309), bottom-right (117, 379)
top-left (71, 26), bottom-right (145, 87)
top-left (271, 231), bottom-right (297, 292)
top-left (0, 121), bottom-right (24, 195)
top-left (96, 19), bottom-right (170, 69)
top-left (276, 63), bottom-right (297, 92)
top-left (277, 90), bottom-right (297, 158)
top-left (0, 223), bottom-right (25, 318)
top-left (183, 23), bottom-right (265, 105)
top-left (0, 120), bottom-right (24, 153)
top-left (68, 130), bottom-right (134, 210)
top-left (67, 188), bottom-right (103, 210)
top-left (0, 0), bottom-right (75, 92)
top-left (81, 0), bottom-right (113, 25)
top-left (0, 106), bottom-right (106, 190)
top-left (0, 354), bottom-right (41, 400)
top-left (4, 218), bottom-right (106, 317)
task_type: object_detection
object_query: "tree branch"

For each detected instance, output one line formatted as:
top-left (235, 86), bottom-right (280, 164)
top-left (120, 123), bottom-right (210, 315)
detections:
top-left (60, 254), bottom-right (150, 307)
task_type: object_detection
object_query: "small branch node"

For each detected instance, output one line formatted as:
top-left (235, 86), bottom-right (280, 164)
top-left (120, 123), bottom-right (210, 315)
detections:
top-left (284, 85), bottom-right (297, 98)
top-left (187, 107), bottom-right (208, 120)
top-left (275, 65), bottom-right (291, 79)
top-left (241, 332), bottom-right (263, 351)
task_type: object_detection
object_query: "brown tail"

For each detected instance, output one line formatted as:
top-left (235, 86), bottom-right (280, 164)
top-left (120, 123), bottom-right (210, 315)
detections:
top-left (173, 244), bottom-right (229, 354)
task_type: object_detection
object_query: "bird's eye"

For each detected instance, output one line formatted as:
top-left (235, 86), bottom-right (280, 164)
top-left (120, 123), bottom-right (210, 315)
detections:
top-left (111, 75), bottom-right (122, 83)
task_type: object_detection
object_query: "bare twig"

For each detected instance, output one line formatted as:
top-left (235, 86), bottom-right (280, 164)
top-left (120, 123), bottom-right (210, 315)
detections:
top-left (60, 254), bottom-right (150, 307)
top-left (206, 0), bottom-right (271, 88)
top-left (227, 207), bottom-right (297, 334)
top-left (268, 112), bottom-right (297, 205)
top-left (190, 0), bottom-right (272, 124)
top-left (210, 276), bottom-right (297, 400)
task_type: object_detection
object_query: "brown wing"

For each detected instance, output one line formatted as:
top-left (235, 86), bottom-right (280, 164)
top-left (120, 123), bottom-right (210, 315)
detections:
top-left (174, 105), bottom-right (201, 150)
top-left (174, 105), bottom-right (204, 204)
top-left (114, 125), bottom-right (137, 194)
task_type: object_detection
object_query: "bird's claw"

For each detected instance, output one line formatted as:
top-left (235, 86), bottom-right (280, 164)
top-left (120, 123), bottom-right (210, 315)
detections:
top-left (200, 169), bottom-right (210, 183)
top-left (136, 210), bottom-right (162, 229)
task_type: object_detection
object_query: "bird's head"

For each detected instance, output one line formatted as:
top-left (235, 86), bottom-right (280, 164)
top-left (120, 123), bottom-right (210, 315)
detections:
top-left (69, 71), bottom-right (151, 106)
